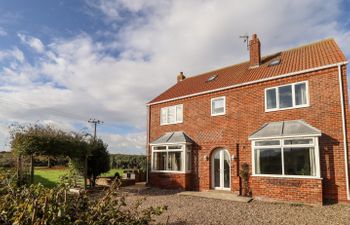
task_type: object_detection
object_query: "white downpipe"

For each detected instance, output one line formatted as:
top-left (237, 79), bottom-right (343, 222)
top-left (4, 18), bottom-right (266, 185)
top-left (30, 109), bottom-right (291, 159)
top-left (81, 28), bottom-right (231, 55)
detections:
top-left (338, 64), bottom-right (350, 200)
top-left (146, 105), bottom-right (150, 184)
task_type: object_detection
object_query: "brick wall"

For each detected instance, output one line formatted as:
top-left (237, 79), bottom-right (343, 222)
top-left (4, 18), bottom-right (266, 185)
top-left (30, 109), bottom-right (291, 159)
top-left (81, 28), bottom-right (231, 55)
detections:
top-left (149, 172), bottom-right (191, 190)
top-left (148, 65), bottom-right (350, 204)
top-left (251, 177), bottom-right (323, 205)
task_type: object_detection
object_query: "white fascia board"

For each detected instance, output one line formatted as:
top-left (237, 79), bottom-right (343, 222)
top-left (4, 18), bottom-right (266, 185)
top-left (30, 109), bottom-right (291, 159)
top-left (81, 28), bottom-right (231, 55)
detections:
top-left (149, 142), bottom-right (189, 146)
top-left (248, 134), bottom-right (322, 141)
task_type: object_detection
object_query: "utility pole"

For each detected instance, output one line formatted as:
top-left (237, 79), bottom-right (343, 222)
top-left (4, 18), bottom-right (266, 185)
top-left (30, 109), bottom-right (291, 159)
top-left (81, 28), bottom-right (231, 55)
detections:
top-left (84, 118), bottom-right (103, 189)
top-left (88, 118), bottom-right (104, 140)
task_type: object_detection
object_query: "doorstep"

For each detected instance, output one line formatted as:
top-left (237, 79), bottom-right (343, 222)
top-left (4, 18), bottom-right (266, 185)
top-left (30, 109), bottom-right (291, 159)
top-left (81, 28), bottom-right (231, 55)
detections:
top-left (178, 191), bottom-right (252, 203)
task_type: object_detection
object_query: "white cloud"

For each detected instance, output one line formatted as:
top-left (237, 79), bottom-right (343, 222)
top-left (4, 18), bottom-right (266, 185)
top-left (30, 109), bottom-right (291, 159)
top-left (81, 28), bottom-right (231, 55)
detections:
top-left (0, 0), bottom-right (349, 154)
top-left (0, 47), bottom-right (25, 63)
top-left (102, 132), bottom-right (145, 154)
top-left (18, 33), bottom-right (45, 53)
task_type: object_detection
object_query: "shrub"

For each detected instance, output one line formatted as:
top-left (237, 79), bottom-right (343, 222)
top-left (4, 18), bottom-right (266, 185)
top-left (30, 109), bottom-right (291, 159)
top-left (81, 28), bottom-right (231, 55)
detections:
top-left (239, 163), bottom-right (250, 197)
top-left (0, 169), bottom-right (166, 224)
top-left (87, 139), bottom-right (110, 187)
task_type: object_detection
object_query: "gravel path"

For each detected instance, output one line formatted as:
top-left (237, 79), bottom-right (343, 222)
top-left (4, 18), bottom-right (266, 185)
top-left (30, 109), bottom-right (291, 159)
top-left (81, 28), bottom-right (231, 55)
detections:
top-left (124, 188), bottom-right (350, 225)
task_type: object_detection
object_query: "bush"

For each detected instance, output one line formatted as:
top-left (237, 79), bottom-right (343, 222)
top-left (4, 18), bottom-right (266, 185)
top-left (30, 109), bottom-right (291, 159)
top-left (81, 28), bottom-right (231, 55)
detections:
top-left (87, 139), bottom-right (110, 187)
top-left (0, 169), bottom-right (166, 224)
top-left (239, 163), bottom-right (250, 197)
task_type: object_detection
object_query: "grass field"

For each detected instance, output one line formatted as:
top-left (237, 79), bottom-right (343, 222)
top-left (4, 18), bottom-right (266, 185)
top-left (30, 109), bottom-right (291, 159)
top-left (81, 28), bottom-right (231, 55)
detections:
top-left (34, 167), bottom-right (70, 188)
top-left (100, 168), bottom-right (124, 177)
top-left (34, 167), bottom-right (124, 188)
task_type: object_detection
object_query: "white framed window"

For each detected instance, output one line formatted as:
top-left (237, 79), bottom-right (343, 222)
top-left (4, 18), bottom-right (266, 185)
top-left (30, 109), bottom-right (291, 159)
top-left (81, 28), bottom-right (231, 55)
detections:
top-left (211, 96), bottom-right (226, 116)
top-left (151, 144), bottom-right (191, 173)
top-left (265, 81), bottom-right (309, 112)
top-left (252, 137), bottom-right (320, 178)
top-left (160, 104), bottom-right (183, 125)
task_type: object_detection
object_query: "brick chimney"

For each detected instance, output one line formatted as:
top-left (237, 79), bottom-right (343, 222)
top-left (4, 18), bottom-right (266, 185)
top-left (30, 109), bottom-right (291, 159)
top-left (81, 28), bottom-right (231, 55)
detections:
top-left (177, 72), bottom-right (186, 82)
top-left (249, 34), bottom-right (261, 68)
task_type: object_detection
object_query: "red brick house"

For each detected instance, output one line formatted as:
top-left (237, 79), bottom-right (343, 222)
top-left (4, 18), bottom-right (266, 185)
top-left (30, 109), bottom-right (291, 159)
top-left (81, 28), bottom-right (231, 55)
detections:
top-left (146, 34), bottom-right (350, 205)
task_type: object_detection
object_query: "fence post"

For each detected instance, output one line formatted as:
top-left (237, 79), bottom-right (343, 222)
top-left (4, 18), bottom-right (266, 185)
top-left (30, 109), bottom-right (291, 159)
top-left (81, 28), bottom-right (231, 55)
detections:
top-left (84, 155), bottom-right (88, 189)
top-left (17, 154), bottom-right (21, 185)
top-left (30, 154), bottom-right (34, 184)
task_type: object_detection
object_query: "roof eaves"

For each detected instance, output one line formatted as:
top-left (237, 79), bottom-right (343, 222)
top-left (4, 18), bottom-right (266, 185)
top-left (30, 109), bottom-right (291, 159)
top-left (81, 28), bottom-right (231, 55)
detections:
top-left (147, 61), bottom-right (348, 106)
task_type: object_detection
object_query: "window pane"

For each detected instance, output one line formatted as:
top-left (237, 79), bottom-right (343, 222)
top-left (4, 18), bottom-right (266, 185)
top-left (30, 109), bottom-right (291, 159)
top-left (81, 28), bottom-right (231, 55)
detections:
top-left (212, 98), bottom-right (225, 114)
top-left (213, 151), bottom-right (220, 187)
top-left (153, 146), bottom-right (166, 150)
top-left (168, 106), bottom-right (176, 123)
top-left (224, 151), bottom-right (230, 188)
top-left (266, 89), bottom-right (277, 109)
top-left (176, 105), bottom-right (183, 122)
top-left (186, 151), bottom-right (191, 171)
top-left (295, 83), bottom-right (307, 106)
top-left (278, 85), bottom-right (293, 108)
top-left (255, 140), bottom-right (280, 146)
top-left (284, 147), bottom-right (315, 176)
top-left (160, 108), bottom-right (167, 124)
top-left (168, 151), bottom-right (182, 171)
top-left (255, 148), bottom-right (282, 174)
top-left (168, 145), bottom-right (182, 150)
top-left (284, 139), bottom-right (313, 145)
top-left (153, 152), bottom-right (166, 170)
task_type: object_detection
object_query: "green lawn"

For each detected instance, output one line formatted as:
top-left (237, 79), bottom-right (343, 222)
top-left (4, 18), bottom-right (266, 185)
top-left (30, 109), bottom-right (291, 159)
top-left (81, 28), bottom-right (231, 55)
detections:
top-left (34, 167), bottom-right (124, 188)
top-left (34, 167), bottom-right (69, 188)
top-left (100, 168), bottom-right (124, 177)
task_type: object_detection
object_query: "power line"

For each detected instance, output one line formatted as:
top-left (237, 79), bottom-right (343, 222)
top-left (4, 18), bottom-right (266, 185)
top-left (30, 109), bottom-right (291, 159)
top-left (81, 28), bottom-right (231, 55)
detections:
top-left (88, 118), bottom-right (104, 140)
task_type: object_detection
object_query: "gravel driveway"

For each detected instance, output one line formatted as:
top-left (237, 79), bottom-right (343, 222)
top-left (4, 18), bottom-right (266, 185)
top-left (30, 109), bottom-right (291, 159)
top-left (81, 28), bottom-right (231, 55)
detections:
top-left (124, 188), bottom-right (350, 225)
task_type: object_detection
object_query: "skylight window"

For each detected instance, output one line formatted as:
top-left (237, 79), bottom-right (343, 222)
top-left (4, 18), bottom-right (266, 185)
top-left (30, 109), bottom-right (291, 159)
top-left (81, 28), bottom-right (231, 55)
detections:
top-left (268, 59), bottom-right (281, 67)
top-left (207, 74), bottom-right (218, 82)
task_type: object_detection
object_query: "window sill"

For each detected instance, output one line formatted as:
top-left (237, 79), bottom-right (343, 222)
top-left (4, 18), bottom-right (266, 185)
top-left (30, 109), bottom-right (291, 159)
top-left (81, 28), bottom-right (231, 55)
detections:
top-left (160, 121), bottom-right (183, 126)
top-left (151, 170), bottom-right (191, 174)
top-left (211, 113), bottom-right (226, 117)
top-left (265, 104), bottom-right (310, 113)
top-left (252, 174), bottom-right (322, 179)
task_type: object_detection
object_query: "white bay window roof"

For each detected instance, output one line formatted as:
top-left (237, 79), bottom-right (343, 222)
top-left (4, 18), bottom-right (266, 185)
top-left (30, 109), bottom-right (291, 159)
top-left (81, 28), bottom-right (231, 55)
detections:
top-left (150, 131), bottom-right (194, 145)
top-left (249, 120), bottom-right (321, 140)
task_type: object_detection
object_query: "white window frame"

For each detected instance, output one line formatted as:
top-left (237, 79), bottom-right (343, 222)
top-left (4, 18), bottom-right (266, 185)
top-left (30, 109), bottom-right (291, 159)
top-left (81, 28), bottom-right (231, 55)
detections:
top-left (150, 144), bottom-right (191, 173)
top-left (160, 104), bottom-right (183, 125)
top-left (251, 136), bottom-right (321, 179)
top-left (265, 81), bottom-right (309, 112)
top-left (211, 96), bottom-right (226, 116)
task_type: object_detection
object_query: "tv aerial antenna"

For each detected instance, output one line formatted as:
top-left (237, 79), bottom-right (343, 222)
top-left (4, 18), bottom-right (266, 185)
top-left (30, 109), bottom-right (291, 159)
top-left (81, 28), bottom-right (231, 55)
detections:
top-left (239, 34), bottom-right (249, 50)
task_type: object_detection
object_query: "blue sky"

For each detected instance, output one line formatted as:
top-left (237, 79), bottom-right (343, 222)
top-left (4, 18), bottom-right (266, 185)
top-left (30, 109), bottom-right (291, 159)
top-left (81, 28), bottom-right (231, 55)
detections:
top-left (0, 0), bottom-right (349, 154)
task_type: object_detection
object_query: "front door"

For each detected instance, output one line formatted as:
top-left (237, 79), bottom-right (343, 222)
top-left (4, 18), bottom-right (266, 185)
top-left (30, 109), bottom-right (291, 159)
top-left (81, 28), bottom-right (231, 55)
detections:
top-left (212, 149), bottom-right (230, 190)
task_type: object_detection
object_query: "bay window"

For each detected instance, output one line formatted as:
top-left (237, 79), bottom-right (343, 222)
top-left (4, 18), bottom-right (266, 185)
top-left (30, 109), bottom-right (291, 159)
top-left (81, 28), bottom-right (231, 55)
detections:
top-left (151, 144), bottom-right (191, 173)
top-left (253, 137), bottom-right (320, 178)
top-left (265, 81), bottom-right (309, 111)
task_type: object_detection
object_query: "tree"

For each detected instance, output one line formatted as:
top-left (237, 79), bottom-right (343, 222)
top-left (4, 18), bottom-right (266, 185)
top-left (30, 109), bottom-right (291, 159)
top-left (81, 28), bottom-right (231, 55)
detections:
top-left (10, 123), bottom-right (90, 187)
top-left (87, 139), bottom-right (110, 187)
top-left (111, 156), bottom-right (117, 169)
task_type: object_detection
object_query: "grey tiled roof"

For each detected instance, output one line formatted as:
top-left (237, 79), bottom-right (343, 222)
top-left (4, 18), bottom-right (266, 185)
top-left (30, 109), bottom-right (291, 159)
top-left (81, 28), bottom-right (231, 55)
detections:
top-left (249, 120), bottom-right (321, 140)
top-left (150, 131), bottom-right (194, 144)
